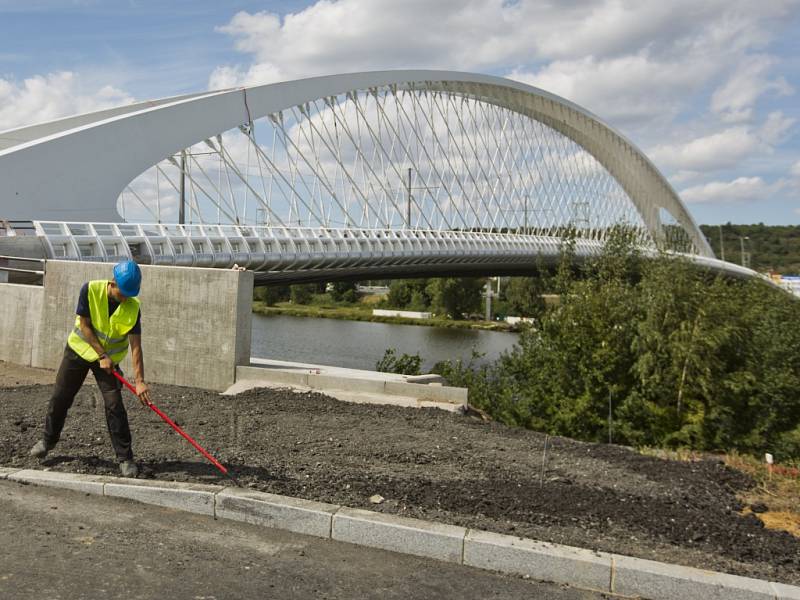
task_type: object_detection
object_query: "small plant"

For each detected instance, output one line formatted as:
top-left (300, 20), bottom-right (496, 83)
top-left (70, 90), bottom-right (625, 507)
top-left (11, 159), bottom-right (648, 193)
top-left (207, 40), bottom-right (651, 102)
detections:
top-left (375, 348), bottom-right (422, 375)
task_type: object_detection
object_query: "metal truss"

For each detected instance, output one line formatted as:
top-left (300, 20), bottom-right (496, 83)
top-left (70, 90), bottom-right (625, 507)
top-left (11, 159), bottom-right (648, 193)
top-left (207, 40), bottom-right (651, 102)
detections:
top-left (120, 84), bottom-right (684, 254)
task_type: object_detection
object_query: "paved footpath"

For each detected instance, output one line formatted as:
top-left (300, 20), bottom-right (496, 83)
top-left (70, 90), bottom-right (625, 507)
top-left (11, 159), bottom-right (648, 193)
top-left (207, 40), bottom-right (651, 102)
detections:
top-left (0, 480), bottom-right (606, 600)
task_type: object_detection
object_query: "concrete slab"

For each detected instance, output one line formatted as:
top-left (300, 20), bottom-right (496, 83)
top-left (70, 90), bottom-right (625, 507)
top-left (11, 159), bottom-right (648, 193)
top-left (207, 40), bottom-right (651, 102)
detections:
top-left (464, 529), bottom-right (612, 593)
top-left (612, 554), bottom-right (775, 600)
top-left (384, 380), bottom-right (467, 404)
top-left (773, 582), bottom-right (800, 600)
top-left (236, 365), bottom-right (310, 387)
top-left (104, 479), bottom-right (219, 516)
top-left (0, 467), bottom-right (21, 479)
top-left (8, 469), bottom-right (108, 495)
top-left (332, 507), bottom-right (466, 563)
top-left (216, 487), bottom-right (339, 538)
top-left (309, 373), bottom-right (386, 394)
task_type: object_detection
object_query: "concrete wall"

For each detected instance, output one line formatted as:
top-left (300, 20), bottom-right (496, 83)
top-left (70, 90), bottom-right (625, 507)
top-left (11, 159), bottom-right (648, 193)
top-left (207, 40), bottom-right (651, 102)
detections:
top-left (0, 283), bottom-right (43, 365)
top-left (29, 261), bottom-right (253, 391)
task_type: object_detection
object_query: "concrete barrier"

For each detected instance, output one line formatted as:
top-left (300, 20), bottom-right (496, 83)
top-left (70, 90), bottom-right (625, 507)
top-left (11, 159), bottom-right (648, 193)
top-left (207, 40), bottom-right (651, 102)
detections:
top-left (0, 260), bottom-right (253, 391)
top-left (0, 283), bottom-right (43, 365)
top-left (216, 487), bottom-right (338, 538)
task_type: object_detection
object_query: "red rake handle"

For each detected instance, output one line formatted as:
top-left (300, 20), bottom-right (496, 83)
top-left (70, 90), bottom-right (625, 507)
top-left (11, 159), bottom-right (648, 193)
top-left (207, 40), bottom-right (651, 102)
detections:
top-left (112, 370), bottom-right (230, 477)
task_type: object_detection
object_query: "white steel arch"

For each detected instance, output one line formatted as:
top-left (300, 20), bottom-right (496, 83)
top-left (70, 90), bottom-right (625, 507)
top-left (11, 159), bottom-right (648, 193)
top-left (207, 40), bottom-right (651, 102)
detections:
top-left (0, 70), bottom-right (712, 258)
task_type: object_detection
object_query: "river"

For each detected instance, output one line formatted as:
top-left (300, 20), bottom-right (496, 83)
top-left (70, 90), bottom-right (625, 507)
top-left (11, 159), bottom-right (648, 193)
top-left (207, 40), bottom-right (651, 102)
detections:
top-left (251, 313), bottom-right (519, 372)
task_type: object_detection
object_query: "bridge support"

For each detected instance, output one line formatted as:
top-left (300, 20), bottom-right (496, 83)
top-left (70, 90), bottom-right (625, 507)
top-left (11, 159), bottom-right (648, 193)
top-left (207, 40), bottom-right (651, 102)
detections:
top-left (0, 261), bottom-right (253, 391)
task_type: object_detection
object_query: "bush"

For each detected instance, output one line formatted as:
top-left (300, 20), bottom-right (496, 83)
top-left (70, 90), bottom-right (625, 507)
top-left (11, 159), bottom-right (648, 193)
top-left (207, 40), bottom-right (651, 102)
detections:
top-left (375, 348), bottom-right (422, 375)
top-left (434, 231), bottom-right (800, 460)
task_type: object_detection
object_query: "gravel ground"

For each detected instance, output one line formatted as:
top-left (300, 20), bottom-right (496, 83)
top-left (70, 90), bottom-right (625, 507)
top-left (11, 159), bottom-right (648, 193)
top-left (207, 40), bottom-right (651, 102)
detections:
top-left (1, 376), bottom-right (797, 585)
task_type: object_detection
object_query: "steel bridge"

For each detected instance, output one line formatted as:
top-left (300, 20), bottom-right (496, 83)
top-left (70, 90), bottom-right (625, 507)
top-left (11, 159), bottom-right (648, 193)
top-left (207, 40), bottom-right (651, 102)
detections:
top-left (0, 71), bottom-right (752, 283)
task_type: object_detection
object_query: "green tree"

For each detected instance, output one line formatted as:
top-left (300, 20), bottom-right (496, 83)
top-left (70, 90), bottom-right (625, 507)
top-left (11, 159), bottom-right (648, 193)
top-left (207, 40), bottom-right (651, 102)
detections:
top-left (427, 277), bottom-right (485, 319)
top-left (290, 283), bottom-right (316, 305)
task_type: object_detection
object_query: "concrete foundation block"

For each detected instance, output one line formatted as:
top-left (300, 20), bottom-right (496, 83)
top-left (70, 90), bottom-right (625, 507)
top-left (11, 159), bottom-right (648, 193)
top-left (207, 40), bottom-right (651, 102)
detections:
top-left (0, 467), bottom-right (21, 479)
top-left (8, 469), bottom-right (107, 495)
top-left (104, 479), bottom-right (219, 516)
top-left (309, 374), bottom-right (386, 394)
top-left (216, 487), bottom-right (339, 538)
top-left (464, 530), bottom-right (612, 592)
top-left (612, 554), bottom-right (775, 600)
top-left (236, 365), bottom-right (309, 387)
top-left (772, 582), bottom-right (800, 600)
top-left (332, 507), bottom-right (466, 563)
top-left (384, 381), bottom-right (468, 404)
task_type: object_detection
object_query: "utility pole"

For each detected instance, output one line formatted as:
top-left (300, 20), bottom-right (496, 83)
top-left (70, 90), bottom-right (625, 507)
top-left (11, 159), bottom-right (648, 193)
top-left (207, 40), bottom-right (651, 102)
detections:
top-left (740, 236), bottom-right (750, 268)
top-left (718, 224), bottom-right (725, 262)
top-left (484, 280), bottom-right (493, 321)
top-left (407, 167), bottom-right (412, 228)
top-left (524, 194), bottom-right (528, 235)
top-left (179, 150), bottom-right (186, 225)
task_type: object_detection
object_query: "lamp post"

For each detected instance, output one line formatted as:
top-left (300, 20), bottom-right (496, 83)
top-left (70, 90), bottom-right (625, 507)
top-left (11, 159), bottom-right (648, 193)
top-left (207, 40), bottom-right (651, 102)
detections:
top-left (739, 236), bottom-right (750, 268)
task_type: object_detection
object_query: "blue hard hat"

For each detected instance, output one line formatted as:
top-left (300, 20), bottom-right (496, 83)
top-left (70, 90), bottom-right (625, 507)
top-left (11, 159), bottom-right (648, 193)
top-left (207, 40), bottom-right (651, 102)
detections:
top-left (113, 260), bottom-right (141, 297)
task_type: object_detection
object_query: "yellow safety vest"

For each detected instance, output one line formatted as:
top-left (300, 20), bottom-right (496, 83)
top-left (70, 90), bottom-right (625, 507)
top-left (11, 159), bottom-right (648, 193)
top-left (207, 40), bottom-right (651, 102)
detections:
top-left (67, 280), bottom-right (141, 365)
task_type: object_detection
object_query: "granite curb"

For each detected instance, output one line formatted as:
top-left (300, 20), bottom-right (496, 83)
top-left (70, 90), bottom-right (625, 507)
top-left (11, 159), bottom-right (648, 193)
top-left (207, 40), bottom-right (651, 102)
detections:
top-left (2, 468), bottom-right (798, 599)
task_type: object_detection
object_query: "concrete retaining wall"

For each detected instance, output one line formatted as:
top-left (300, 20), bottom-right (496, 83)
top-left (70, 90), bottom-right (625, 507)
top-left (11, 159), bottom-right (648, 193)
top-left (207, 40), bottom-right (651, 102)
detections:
top-left (0, 283), bottom-right (43, 365)
top-left (1, 260), bottom-right (253, 390)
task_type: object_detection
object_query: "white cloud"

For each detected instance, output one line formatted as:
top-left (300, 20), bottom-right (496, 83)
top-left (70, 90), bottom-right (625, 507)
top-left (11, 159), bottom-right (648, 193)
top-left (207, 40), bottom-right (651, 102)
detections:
top-left (792, 160), bottom-right (800, 178)
top-left (680, 176), bottom-right (781, 204)
top-left (509, 53), bottom-right (714, 127)
top-left (210, 1), bottom-right (797, 93)
top-left (710, 55), bottom-right (793, 122)
top-left (0, 71), bottom-right (134, 132)
top-left (759, 111), bottom-right (796, 145)
top-left (650, 127), bottom-right (760, 172)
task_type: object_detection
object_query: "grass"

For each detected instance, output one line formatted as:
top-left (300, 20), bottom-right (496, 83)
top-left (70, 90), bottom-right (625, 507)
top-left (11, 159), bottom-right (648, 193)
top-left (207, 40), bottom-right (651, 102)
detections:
top-left (252, 300), bottom-right (516, 332)
top-left (724, 451), bottom-right (800, 537)
top-left (640, 447), bottom-right (800, 538)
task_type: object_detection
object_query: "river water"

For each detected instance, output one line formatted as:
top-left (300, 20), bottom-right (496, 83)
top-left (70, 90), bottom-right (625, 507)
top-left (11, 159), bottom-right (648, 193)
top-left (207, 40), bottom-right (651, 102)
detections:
top-left (251, 313), bottom-right (519, 372)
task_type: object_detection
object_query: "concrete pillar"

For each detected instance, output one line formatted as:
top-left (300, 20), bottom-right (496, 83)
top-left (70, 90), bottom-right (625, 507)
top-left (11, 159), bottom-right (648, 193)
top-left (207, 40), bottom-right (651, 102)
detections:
top-left (33, 261), bottom-right (253, 391)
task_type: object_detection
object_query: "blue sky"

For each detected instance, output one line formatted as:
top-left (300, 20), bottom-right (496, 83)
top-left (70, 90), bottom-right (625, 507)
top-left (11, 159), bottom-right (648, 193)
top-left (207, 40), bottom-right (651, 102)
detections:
top-left (1, 0), bottom-right (799, 225)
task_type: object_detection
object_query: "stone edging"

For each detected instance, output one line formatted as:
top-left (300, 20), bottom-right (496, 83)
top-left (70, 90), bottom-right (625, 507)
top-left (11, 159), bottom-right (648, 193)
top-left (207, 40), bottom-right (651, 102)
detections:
top-left (1, 467), bottom-right (797, 600)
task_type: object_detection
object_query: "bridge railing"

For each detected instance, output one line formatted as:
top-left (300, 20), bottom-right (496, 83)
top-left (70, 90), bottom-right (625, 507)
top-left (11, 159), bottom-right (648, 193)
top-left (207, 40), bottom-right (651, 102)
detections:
top-left (29, 221), bottom-right (605, 274)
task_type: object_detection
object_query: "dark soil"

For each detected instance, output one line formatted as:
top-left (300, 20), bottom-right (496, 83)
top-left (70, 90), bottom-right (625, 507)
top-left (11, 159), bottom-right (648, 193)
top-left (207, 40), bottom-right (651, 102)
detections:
top-left (1, 382), bottom-right (797, 585)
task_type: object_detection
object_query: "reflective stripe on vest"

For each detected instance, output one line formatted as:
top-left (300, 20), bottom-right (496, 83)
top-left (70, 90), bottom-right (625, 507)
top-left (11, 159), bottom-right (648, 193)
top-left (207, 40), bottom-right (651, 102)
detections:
top-left (67, 280), bottom-right (140, 364)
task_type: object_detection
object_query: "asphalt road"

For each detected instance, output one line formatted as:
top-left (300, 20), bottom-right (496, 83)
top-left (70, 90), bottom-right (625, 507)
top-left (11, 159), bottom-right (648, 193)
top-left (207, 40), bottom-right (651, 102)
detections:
top-left (0, 480), bottom-right (608, 600)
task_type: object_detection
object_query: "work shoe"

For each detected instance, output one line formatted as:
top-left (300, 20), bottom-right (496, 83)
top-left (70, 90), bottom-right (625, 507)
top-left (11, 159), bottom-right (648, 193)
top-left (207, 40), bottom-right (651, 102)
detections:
top-left (119, 460), bottom-right (138, 478)
top-left (29, 440), bottom-right (52, 459)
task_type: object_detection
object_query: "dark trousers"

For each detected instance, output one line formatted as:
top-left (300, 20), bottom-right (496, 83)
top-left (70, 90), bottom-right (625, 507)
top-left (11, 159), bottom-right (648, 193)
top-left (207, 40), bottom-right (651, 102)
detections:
top-left (43, 346), bottom-right (133, 462)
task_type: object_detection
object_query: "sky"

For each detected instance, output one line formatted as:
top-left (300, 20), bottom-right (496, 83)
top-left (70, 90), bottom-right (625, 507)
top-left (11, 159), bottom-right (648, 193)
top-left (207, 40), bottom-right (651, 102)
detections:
top-left (1, 0), bottom-right (799, 225)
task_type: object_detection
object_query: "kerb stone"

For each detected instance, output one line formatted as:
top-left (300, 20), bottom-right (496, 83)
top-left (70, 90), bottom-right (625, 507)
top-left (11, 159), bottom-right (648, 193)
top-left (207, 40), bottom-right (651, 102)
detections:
top-left (8, 469), bottom-right (107, 494)
top-left (464, 529), bottom-right (611, 592)
top-left (613, 554), bottom-right (775, 600)
top-left (0, 467), bottom-right (22, 480)
top-left (104, 479), bottom-right (219, 516)
top-left (332, 507), bottom-right (465, 563)
top-left (216, 487), bottom-right (339, 538)
top-left (772, 581), bottom-right (800, 600)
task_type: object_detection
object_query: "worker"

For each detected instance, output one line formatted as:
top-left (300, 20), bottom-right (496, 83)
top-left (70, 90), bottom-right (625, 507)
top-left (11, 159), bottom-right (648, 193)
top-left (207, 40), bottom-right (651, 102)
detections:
top-left (30, 260), bottom-right (150, 478)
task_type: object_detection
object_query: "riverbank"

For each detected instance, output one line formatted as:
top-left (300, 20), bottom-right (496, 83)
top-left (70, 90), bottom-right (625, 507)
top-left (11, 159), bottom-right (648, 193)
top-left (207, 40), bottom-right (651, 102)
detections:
top-left (253, 301), bottom-right (518, 331)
